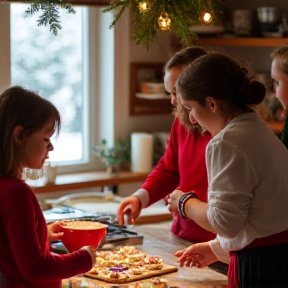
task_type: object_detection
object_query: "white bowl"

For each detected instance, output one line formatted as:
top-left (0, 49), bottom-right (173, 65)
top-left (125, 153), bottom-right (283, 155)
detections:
top-left (141, 82), bottom-right (166, 94)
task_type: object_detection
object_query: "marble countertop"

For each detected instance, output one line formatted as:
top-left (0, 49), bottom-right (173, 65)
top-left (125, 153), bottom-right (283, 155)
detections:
top-left (64, 221), bottom-right (228, 288)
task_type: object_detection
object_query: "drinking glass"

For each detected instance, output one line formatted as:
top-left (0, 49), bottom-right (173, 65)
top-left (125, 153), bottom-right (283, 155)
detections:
top-left (22, 168), bottom-right (43, 187)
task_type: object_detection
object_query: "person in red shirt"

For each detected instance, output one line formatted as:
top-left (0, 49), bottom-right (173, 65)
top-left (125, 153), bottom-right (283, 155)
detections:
top-left (0, 86), bottom-right (95, 288)
top-left (117, 47), bottom-right (215, 243)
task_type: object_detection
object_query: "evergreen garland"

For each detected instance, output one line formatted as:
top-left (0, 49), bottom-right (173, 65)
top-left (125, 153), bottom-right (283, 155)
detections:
top-left (24, 0), bottom-right (75, 35)
top-left (104, 0), bottom-right (224, 48)
top-left (7, 0), bottom-right (223, 46)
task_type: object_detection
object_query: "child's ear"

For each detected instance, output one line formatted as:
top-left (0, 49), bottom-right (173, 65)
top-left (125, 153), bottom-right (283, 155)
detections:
top-left (206, 96), bottom-right (218, 114)
top-left (13, 126), bottom-right (24, 146)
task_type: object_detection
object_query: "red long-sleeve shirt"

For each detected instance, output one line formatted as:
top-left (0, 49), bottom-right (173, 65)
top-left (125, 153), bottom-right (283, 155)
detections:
top-left (142, 118), bottom-right (215, 242)
top-left (0, 177), bottom-right (92, 288)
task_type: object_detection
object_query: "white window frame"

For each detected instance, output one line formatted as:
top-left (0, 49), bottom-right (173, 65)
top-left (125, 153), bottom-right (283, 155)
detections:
top-left (0, 5), bottom-right (115, 174)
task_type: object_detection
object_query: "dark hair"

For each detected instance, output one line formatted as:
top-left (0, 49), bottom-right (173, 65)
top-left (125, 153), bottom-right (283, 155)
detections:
top-left (271, 45), bottom-right (288, 76)
top-left (165, 46), bottom-right (207, 71)
top-left (176, 52), bottom-right (266, 118)
top-left (0, 86), bottom-right (61, 177)
top-left (166, 46), bottom-right (208, 134)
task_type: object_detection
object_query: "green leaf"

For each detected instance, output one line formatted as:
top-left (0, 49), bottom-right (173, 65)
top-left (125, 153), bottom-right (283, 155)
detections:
top-left (92, 139), bottom-right (130, 167)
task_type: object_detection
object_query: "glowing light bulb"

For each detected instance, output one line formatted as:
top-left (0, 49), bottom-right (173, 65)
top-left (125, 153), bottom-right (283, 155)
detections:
top-left (158, 12), bottom-right (171, 31)
top-left (139, 1), bottom-right (150, 12)
top-left (200, 10), bottom-right (213, 25)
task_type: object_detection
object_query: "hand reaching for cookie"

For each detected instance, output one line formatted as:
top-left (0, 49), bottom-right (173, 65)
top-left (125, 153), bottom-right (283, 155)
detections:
top-left (174, 242), bottom-right (218, 268)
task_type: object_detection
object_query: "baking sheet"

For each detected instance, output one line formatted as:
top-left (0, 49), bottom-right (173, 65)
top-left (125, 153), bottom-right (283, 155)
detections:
top-left (84, 263), bottom-right (178, 284)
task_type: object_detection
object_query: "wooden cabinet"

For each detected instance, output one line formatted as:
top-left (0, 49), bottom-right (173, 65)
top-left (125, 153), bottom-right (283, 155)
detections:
top-left (129, 62), bottom-right (172, 116)
top-left (171, 35), bottom-right (288, 50)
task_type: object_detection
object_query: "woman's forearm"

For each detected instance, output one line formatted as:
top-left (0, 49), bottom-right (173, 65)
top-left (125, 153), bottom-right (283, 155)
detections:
top-left (185, 198), bottom-right (216, 233)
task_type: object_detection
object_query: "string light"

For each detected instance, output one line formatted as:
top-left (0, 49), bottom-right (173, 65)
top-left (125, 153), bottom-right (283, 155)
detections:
top-left (138, 1), bottom-right (151, 12)
top-left (199, 10), bottom-right (213, 24)
top-left (103, 0), bottom-right (223, 47)
top-left (158, 12), bottom-right (171, 31)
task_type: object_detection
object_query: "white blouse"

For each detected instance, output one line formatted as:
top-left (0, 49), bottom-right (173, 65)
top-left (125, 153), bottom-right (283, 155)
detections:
top-left (206, 112), bottom-right (288, 251)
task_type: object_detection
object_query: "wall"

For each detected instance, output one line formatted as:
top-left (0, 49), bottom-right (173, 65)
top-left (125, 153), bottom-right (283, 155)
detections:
top-left (207, 46), bottom-right (275, 74)
top-left (112, 10), bottom-right (177, 196)
top-left (114, 10), bottom-right (174, 143)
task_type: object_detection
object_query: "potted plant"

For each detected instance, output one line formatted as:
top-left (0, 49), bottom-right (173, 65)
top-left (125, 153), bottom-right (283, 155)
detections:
top-left (92, 139), bottom-right (130, 176)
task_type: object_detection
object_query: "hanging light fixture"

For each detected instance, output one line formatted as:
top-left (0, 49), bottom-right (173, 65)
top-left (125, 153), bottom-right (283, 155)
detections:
top-left (158, 12), bottom-right (171, 31)
top-left (199, 10), bottom-right (213, 24)
top-left (138, 1), bottom-right (151, 12)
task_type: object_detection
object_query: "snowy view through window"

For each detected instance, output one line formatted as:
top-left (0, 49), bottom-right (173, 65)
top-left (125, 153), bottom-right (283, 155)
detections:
top-left (11, 4), bottom-right (85, 164)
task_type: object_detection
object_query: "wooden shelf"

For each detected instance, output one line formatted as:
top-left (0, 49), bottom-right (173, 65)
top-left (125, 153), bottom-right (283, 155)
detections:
top-left (199, 37), bottom-right (288, 47)
top-left (33, 171), bottom-right (149, 194)
top-left (129, 62), bottom-right (172, 116)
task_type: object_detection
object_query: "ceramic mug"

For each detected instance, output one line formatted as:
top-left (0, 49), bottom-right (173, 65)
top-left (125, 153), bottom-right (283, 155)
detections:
top-left (233, 9), bottom-right (253, 36)
top-left (257, 7), bottom-right (279, 23)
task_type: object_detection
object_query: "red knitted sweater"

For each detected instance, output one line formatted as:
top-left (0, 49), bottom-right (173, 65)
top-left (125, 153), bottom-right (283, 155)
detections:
top-left (0, 177), bottom-right (92, 288)
top-left (142, 118), bottom-right (215, 242)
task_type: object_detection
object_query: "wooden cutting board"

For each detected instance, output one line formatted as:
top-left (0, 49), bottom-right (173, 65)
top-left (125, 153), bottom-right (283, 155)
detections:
top-left (84, 263), bottom-right (178, 284)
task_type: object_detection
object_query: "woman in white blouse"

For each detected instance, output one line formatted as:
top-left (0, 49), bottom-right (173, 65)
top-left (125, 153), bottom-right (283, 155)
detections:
top-left (169, 52), bottom-right (288, 288)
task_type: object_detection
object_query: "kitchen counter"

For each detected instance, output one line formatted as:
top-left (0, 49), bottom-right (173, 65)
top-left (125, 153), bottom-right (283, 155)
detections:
top-left (64, 221), bottom-right (228, 288)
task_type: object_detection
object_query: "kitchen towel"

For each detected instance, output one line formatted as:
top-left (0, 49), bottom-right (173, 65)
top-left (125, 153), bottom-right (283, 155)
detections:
top-left (131, 132), bottom-right (153, 173)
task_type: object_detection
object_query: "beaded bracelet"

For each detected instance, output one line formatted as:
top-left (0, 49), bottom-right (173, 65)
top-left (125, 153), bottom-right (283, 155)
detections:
top-left (177, 192), bottom-right (198, 219)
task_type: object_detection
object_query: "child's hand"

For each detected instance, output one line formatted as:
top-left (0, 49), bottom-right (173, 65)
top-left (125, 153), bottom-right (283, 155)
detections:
top-left (47, 222), bottom-right (64, 242)
top-left (167, 189), bottom-right (184, 213)
top-left (174, 242), bottom-right (218, 268)
top-left (81, 246), bottom-right (96, 267)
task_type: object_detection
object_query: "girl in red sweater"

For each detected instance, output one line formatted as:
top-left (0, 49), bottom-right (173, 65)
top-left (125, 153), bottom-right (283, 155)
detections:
top-left (117, 47), bottom-right (215, 243)
top-left (0, 86), bottom-right (95, 288)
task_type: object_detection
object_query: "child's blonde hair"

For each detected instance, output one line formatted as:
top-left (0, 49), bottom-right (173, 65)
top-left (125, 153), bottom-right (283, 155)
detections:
top-left (271, 45), bottom-right (288, 76)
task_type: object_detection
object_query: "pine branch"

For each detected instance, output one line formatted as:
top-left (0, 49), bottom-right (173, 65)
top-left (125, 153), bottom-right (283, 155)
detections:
top-left (103, 0), bottom-right (130, 29)
top-left (25, 0), bottom-right (75, 35)
top-left (25, 3), bottom-right (41, 16)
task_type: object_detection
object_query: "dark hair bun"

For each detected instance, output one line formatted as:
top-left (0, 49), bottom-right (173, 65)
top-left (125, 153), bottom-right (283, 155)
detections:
top-left (240, 79), bottom-right (266, 105)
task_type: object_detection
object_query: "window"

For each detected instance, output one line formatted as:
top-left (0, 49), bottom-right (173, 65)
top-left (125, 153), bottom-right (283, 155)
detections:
top-left (11, 4), bottom-right (85, 165)
top-left (0, 4), bottom-right (115, 174)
